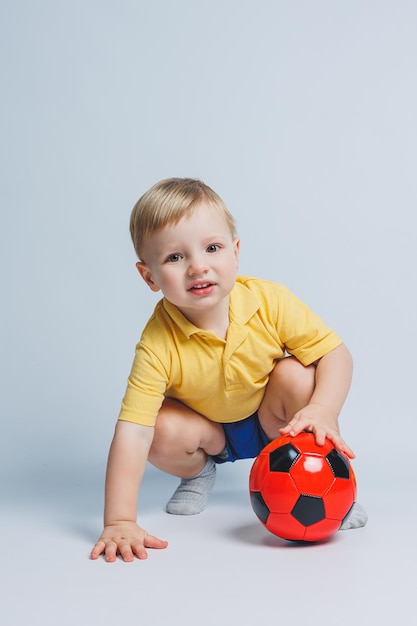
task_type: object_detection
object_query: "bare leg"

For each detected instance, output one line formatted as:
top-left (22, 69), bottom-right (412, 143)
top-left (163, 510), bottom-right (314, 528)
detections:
top-left (148, 398), bottom-right (225, 476)
top-left (148, 399), bottom-right (226, 515)
top-left (257, 357), bottom-right (315, 439)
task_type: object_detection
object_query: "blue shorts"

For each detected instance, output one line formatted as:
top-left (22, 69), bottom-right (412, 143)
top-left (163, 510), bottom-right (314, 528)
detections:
top-left (212, 412), bottom-right (270, 464)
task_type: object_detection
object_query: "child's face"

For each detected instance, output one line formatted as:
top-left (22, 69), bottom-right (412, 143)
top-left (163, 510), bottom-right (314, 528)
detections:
top-left (136, 201), bottom-right (240, 326)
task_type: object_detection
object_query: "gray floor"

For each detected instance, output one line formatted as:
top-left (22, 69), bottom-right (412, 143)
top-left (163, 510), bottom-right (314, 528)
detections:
top-left (2, 456), bottom-right (415, 626)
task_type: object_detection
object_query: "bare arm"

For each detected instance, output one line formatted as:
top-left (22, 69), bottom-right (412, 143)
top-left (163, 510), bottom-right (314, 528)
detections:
top-left (279, 343), bottom-right (355, 457)
top-left (91, 420), bottom-right (168, 562)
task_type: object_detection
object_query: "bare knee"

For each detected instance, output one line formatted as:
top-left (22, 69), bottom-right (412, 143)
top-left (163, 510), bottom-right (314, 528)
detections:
top-left (152, 399), bottom-right (182, 443)
top-left (270, 357), bottom-right (315, 398)
top-left (149, 398), bottom-right (225, 474)
top-left (258, 357), bottom-right (315, 438)
top-left (150, 398), bottom-right (194, 457)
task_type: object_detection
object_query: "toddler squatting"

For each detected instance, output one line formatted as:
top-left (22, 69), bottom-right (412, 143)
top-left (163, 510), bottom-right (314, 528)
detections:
top-left (91, 178), bottom-right (367, 562)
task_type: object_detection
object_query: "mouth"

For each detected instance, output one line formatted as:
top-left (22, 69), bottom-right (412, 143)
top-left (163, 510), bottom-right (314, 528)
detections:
top-left (188, 282), bottom-right (215, 294)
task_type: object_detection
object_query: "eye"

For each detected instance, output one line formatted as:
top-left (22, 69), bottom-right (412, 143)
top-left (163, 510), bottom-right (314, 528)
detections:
top-left (165, 253), bottom-right (183, 263)
top-left (206, 244), bottom-right (220, 253)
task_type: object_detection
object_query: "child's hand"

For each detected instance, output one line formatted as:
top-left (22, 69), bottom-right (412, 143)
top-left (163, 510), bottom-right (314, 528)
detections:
top-left (279, 402), bottom-right (355, 459)
top-left (90, 521), bottom-right (168, 562)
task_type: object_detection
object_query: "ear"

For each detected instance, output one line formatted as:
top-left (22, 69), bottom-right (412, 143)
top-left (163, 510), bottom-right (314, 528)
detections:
top-left (136, 262), bottom-right (161, 292)
top-left (233, 237), bottom-right (240, 266)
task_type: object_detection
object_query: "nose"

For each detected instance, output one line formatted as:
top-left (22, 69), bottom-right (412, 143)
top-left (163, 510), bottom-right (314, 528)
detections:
top-left (187, 255), bottom-right (209, 276)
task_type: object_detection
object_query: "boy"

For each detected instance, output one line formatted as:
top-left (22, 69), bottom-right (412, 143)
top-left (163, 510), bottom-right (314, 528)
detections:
top-left (91, 178), bottom-right (367, 563)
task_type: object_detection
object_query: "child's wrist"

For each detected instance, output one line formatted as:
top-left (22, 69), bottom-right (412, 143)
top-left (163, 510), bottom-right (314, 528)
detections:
top-left (104, 517), bottom-right (137, 527)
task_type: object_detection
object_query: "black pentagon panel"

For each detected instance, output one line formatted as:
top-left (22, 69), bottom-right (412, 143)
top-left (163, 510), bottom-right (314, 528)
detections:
top-left (292, 495), bottom-right (325, 526)
top-left (326, 449), bottom-right (350, 479)
top-left (250, 491), bottom-right (270, 524)
top-left (269, 444), bottom-right (299, 472)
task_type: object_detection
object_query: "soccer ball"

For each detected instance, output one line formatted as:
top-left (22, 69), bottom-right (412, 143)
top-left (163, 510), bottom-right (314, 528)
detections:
top-left (249, 432), bottom-right (357, 542)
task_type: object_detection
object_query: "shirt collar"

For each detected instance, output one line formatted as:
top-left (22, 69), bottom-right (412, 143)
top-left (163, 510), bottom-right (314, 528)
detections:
top-left (162, 278), bottom-right (261, 338)
top-left (229, 279), bottom-right (260, 325)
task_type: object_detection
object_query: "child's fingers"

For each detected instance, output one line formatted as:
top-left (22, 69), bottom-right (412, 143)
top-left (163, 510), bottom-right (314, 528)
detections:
top-left (328, 433), bottom-right (355, 459)
top-left (104, 543), bottom-right (118, 562)
top-left (119, 534), bottom-right (167, 561)
top-left (279, 416), bottom-right (304, 437)
top-left (143, 533), bottom-right (169, 550)
top-left (117, 540), bottom-right (137, 562)
top-left (90, 540), bottom-right (105, 560)
top-left (131, 541), bottom-right (149, 560)
top-left (91, 539), bottom-right (119, 562)
top-left (279, 422), bottom-right (356, 460)
top-left (313, 428), bottom-right (355, 459)
top-left (91, 532), bottom-right (168, 563)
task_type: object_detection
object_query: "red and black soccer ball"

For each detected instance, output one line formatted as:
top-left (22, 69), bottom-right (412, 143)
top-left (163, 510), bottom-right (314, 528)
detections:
top-left (249, 432), bottom-right (357, 542)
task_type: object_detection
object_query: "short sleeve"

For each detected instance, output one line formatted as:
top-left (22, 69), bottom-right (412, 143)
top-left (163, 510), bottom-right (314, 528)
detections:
top-left (118, 342), bottom-right (168, 426)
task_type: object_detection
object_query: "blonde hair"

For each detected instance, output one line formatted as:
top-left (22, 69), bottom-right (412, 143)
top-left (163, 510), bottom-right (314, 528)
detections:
top-left (130, 178), bottom-right (237, 260)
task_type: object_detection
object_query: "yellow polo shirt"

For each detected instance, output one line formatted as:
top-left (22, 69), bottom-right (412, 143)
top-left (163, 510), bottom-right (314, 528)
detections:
top-left (118, 276), bottom-right (342, 426)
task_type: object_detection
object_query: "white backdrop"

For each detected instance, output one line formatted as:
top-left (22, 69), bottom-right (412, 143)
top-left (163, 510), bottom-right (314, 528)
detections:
top-left (1, 0), bottom-right (416, 498)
